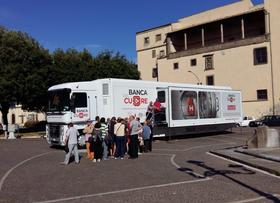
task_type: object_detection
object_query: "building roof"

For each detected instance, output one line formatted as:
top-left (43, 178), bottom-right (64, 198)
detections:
top-left (136, 0), bottom-right (264, 36)
top-left (136, 23), bottom-right (171, 35)
top-left (169, 0), bottom-right (264, 34)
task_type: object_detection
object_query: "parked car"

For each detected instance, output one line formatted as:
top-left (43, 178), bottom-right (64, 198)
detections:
top-left (238, 116), bottom-right (255, 127)
top-left (249, 115), bottom-right (280, 127)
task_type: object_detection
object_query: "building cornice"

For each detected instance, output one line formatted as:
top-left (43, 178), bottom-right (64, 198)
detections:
top-left (169, 7), bottom-right (265, 35)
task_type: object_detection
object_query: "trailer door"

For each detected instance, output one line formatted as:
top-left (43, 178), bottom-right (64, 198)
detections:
top-left (155, 88), bottom-right (170, 126)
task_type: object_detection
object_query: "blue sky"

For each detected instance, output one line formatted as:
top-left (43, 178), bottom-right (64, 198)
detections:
top-left (0, 0), bottom-right (263, 62)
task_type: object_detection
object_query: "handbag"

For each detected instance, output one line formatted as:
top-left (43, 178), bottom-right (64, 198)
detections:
top-left (64, 146), bottom-right (69, 153)
top-left (94, 129), bottom-right (102, 143)
top-left (115, 123), bottom-right (123, 135)
top-left (64, 140), bottom-right (69, 153)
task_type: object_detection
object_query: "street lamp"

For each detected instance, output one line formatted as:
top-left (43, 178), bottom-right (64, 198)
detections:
top-left (188, 70), bottom-right (202, 85)
top-left (152, 57), bottom-right (159, 82)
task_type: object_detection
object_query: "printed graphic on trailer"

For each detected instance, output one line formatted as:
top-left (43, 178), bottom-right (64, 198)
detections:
top-left (198, 91), bottom-right (221, 119)
top-left (171, 90), bottom-right (221, 120)
top-left (75, 108), bottom-right (89, 119)
top-left (114, 87), bottom-right (155, 120)
top-left (171, 90), bottom-right (198, 120)
top-left (222, 92), bottom-right (241, 117)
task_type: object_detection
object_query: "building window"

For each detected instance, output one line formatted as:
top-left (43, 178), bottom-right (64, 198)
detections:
top-left (206, 75), bottom-right (214, 85)
top-left (27, 114), bottom-right (35, 121)
top-left (159, 50), bottom-right (165, 58)
top-left (19, 115), bottom-right (25, 124)
top-left (144, 37), bottom-right (150, 45)
top-left (152, 68), bottom-right (158, 78)
top-left (155, 34), bottom-right (162, 42)
top-left (204, 55), bottom-right (214, 70)
top-left (173, 62), bottom-right (179, 70)
top-left (191, 59), bottom-right (197, 66)
top-left (152, 50), bottom-right (156, 58)
top-left (254, 47), bottom-right (267, 65)
top-left (257, 89), bottom-right (268, 100)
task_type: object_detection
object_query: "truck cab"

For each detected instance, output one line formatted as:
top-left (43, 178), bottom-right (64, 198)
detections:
top-left (46, 84), bottom-right (97, 146)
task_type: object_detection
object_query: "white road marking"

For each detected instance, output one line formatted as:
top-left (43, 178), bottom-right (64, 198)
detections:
top-left (207, 152), bottom-right (280, 179)
top-left (33, 178), bottom-right (211, 203)
top-left (228, 194), bottom-right (280, 203)
top-left (153, 148), bottom-right (189, 152)
top-left (145, 153), bottom-right (206, 178)
top-left (151, 142), bottom-right (238, 178)
top-left (153, 142), bottom-right (233, 152)
top-left (35, 145), bottom-right (212, 203)
top-left (170, 154), bottom-right (205, 178)
top-left (0, 151), bottom-right (55, 191)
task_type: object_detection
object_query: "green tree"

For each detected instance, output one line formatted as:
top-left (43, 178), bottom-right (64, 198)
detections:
top-left (0, 27), bottom-right (140, 127)
top-left (0, 27), bottom-right (52, 125)
top-left (50, 49), bottom-right (139, 83)
top-left (50, 48), bottom-right (94, 84)
top-left (92, 51), bottom-right (140, 80)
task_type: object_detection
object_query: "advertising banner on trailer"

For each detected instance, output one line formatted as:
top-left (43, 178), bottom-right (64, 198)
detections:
top-left (113, 85), bottom-right (156, 121)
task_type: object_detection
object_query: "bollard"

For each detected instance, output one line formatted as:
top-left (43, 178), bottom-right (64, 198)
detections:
top-left (8, 124), bottom-right (16, 139)
top-left (247, 126), bottom-right (280, 148)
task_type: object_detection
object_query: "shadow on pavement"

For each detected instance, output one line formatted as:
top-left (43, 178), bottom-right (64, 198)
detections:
top-left (177, 160), bottom-right (280, 202)
top-left (157, 130), bottom-right (234, 142)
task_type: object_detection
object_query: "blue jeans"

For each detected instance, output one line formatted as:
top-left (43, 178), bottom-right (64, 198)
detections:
top-left (102, 140), bottom-right (108, 159)
top-left (116, 136), bottom-right (125, 158)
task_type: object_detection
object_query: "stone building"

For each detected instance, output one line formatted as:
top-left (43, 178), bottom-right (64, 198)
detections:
top-left (136, 0), bottom-right (280, 118)
top-left (0, 105), bottom-right (45, 126)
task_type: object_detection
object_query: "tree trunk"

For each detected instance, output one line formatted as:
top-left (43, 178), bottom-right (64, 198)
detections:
top-left (1, 102), bottom-right (9, 126)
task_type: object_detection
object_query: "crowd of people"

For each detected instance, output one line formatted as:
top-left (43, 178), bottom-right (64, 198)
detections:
top-left (61, 115), bottom-right (153, 165)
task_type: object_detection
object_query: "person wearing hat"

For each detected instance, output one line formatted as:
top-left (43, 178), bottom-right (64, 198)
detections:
top-left (83, 119), bottom-right (94, 160)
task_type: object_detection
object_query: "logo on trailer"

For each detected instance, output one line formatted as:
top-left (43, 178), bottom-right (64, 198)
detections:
top-left (187, 97), bottom-right (195, 116)
top-left (227, 95), bottom-right (236, 103)
top-left (133, 96), bottom-right (141, 106)
top-left (129, 89), bottom-right (148, 95)
top-left (75, 108), bottom-right (89, 118)
top-left (79, 112), bottom-right (84, 118)
top-left (124, 89), bottom-right (149, 107)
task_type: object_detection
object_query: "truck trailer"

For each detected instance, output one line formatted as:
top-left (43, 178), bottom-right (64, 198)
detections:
top-left (46, 78), bottom-right (242, 146)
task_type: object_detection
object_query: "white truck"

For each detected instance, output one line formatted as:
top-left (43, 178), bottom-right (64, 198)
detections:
top-left (46, 78), bottom-right (242, 146)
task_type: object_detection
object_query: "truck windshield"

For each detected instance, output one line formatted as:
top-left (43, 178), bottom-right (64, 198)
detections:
top-left (48, 89), bottom-right (71, 112)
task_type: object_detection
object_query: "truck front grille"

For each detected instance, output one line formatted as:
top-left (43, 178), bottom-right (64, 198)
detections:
top-left (49, 125), bottom-right (60, 138)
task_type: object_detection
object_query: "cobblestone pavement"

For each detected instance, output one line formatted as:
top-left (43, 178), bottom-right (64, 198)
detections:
top-left (0, 129), bottom-right (280, 203)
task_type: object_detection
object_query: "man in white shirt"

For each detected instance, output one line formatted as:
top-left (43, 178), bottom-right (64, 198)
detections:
top-left (61, 123), bottom-right (80, 165)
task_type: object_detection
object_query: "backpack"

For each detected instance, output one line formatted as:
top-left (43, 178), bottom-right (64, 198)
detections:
top-left (93, 128), bottom-right (102, 143)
